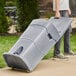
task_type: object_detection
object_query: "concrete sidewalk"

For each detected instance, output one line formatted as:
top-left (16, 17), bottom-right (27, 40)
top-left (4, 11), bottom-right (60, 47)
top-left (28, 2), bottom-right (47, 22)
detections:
top-left (71, 18), bottom-right (76, 29)
top-left (0, 55), bottom-right (76, 76)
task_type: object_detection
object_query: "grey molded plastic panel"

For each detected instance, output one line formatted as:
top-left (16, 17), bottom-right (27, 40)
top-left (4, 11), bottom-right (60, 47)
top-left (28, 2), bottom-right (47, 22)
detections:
top-left (3, 40), bottom-right (43, 72)
top-left (47, 17), bottom-right (72, 41)
top-left (9, 38), bottom-right (33, 54)
top-left (33, 28), bottom-right (56, 55)
top-left (49, 17), bottom-right (72, 36)
top-left (20, 19), bottom-right (48, 40)
top-left (3, 17), bottom-right (72, 72)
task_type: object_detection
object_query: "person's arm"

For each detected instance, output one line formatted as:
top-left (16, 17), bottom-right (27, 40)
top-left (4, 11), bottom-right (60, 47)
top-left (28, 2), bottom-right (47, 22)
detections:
top-left (55, 0), bottom-right (61, 18)
top-left (67, 8), bottom-right (71, 15)
top-left (67, 0), bottom-right (71, 16)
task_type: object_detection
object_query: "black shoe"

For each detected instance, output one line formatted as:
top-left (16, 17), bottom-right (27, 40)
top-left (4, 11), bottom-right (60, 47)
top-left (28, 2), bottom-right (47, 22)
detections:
top-left (54, 53), bottom-right (68, 59)
top-left (64, 51), bottom-right (76, 55)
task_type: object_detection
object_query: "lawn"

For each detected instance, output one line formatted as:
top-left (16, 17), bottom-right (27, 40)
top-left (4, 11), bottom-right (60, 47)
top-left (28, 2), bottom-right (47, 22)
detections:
top-left (0, 36), bottom-right (19, 68)
top-left (0, 34), bottom-right (76, 68)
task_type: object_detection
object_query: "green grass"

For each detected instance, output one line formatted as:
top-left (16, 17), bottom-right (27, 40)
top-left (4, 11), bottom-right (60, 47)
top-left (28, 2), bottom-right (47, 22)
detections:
top-left (0, 36), bottom-right (19, 68)
top-left (0, 34), bottom-right (76, 68)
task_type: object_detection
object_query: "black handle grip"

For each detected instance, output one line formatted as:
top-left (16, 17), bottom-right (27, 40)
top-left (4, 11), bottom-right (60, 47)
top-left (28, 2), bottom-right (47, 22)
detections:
top-left (14, 46), bottom-right (23, 55)
top-left (48, 33), bottom-right (52, 39)
top-left (54, 17), bottom-right (60, 19)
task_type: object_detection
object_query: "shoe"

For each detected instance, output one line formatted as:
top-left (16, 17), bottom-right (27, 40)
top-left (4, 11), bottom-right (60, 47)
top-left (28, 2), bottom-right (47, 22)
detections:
top-left (54, 53), bottom-right (68, 59)
top-left (64, 50), bottom-right (76, 55)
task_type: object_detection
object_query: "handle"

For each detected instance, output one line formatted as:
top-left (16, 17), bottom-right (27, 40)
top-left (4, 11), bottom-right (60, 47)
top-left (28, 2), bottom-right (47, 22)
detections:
top-left (13, 46), bottom-right (23, 55)
top-left (47, 33), bottom-right (52, 39)
top-left (54, 17), bottom-right (60, 19)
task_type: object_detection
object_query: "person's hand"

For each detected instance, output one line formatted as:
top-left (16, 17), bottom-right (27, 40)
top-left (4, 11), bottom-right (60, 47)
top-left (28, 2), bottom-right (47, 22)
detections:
top-left (55, 11), bottom-right (61, 18)
top-left (67, 8), bottom-right (71, 15)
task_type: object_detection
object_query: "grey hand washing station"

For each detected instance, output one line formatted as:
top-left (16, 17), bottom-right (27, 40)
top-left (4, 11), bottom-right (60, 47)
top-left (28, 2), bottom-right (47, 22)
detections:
top-left (3, 17), bottom-right (72, 72)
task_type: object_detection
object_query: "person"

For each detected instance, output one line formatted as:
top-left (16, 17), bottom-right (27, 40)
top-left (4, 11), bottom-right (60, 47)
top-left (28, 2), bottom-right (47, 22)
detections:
top-left (53, 0), bottom-right (75, 59)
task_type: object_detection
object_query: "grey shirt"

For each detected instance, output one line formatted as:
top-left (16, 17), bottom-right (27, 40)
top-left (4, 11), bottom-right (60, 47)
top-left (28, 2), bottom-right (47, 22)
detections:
top-left (53, 0), bottom-right (69, 11)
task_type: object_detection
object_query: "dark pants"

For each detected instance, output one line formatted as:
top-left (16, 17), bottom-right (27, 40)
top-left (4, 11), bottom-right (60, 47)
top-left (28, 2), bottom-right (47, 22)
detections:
top-left (54, 10), bottom-right (72, 56)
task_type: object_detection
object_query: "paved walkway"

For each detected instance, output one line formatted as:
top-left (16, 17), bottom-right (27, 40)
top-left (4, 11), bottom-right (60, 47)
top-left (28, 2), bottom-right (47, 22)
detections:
top-left (0, 55), bottom-right (76, 76)
top-left (71, 18), bottom-right (76, 29)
